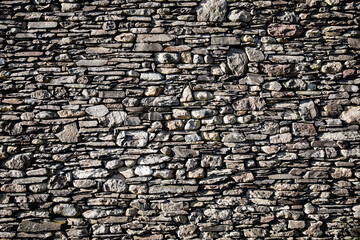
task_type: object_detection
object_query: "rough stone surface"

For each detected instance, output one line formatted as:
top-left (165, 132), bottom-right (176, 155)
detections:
top-left (267, 23), bottom-right (303, 37)
top-left (227, 48), bottom-right (248, 77)
top-left (340, 107), bottom-right (360, 124)
top-left (197, 0), bottom-right (227, 22)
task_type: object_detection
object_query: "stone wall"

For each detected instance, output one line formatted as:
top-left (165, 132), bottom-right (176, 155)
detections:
top-left (0, 0), bottom-right (360, 239)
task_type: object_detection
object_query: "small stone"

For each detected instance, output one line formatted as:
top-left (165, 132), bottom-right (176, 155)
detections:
top-left (227, 48), bottom-right (248, 77)
top-left (167, 120), bottom-right (184, 131)
top-left (325, 0), bottom-right (340, 5)
top-left (193, 91), bottom-right (214, 101)
top-left (245, 47), bottom-right (265, 62)
top-left (299, 100), bottom-right (318, 120)
top-left (197, 0), bottom-right (227, 22)
top-left (343, 69), bottom-right (356, 78)
top-left (140, 73), bottom-right (164, 81)
top-left (233, 97), bottom-right (266, 111)
top-left (320, 62), bottom-right (342, 73)
top-left (292, 123), bottom-right (317, 136)
top-left (116, 131), bottom-right (148, 147)
top-left (154, 53), bottom-right (180, 64)
top-left (53, 204), bottom-right (81, 217)
top-left (100, 111), bottom-right (127, 127)
top-left (115, 33), bottom-right (136, 42)
top-left (103, 175), bottom-right (128, 193)
top-left (184, 119), bottom-right (201, 130)
top-left (180, 86), bottom-right (193, 102)
top-left (135, 165), bottom-right (153, 176)
top-left (267, 23), bottom-right (303, 37)
top-left (228, 9), bottom-right (251, 22)
top-left (56, 123), bottom-right (79, 143)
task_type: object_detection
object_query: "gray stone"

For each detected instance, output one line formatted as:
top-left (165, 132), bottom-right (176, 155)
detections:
top-left (73, 168), bottom-right (110, 179)
top-left (133, 43), bottom-right (163, 52)
top-left (227, 48), bottom-right (248, 77)
top-left (348, 38), bottom-right (360, 49)
top-left (267, 23), bottom-right (303, 37)
top-left (233, 97), bottom-right (266, 111)
top-left (100, 111), bottom-right (127, 127)
top-left (154, 53), bottom-right (180, 64)
top-left (137, 34), bottom-right (174, 42)
top-left (228, 9), bottom-right (251, 22)
top-left (134, 165), bottom-right (153, 176)
top-left (138, 154), bottom-right (171, 165)
top-left (191, 109), bottom-right (215, 119)
top-left (55, 123), bottom-right (79, 143)
top-left (141, 96), bottom-right (179, 107)
top-left (115, 33), bottom-right (136, 42)
top-left (321, 62), bottom-right (342, 73)
top-left (269, 133), bottom-right (292, 144)
top-left (75, 59), bottom-right (108, 67)
top-left (298, 100), bottom-right (318, 120)
top-left (53, 204), bottom-right (81, 217)
top-left (61, 3), bottom-right (80, 12)
top-left (292, 123), bottom-right (317, 136)
top-left (28, 22), bottom-right (58, 29)
top-left (180, 86), bottom-right (193, 102)
top-left (85, 105), bottom-right (109, 117)
top-left (245, 47), bottom-right (265, 62)
top-left (197, 0), bottom-right (227, 22)
top-left (222, 132), bottom-right (246, 143)
top-left (184, 119), bottom-right (201, 130)
top-left (116, 131), bottom-right (148, 147)
top-left (103, 175), bottom-right (128, 193)
top-left (140, 73), bottom-right (164, 81)
top-left (211, 36), bottom-right (241, 45)
top-left (340, 107), bottom-right (360, 124)
top-left (4, 153), bottom-right (32, 170)
top-left (31, 90), bottom-right (51, 100)
top-left (193, 91), bottom-right (214, 101)
top-left (18, 221), bottom-right (63, 232)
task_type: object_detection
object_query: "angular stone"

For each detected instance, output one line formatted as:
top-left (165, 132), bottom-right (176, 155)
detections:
top-left (138, 154), bottom-right (171, 165)
top-left (180, 86), bottom-right (193, 102)
top-left (292, 123), bottom-right (317, 136)
top-left (245, 47), bottom-right (265, 62)
top-left (267, 23), bottom-right (303, 37)
top-left (73, 168), bottom-right (110, 179)
top-left (320, 62), bottom-right (342, 73)
top-left (197, 0), bottom-right (227, 22)
top-left (135, 165), bottom-right (153, 176)
top-left (222, 132), bottom-right (246, 142)
top-left (177, 225), bottom-right (198, 239)
top-left (202, 132), bottom-right (220, 141)
top-left (239, 74), bottom-right (264, 85)
top-left (233, 97), bottom-right (266, 111)
top-left (263, 64), bottom-right (296, 77)
top-left (57, 110), bottom-right (85, 118)
top-left (53, 204), bottom-right (81, 217)
top-left (28, 22), bottom-right (58, 29)
top-left (1, 184), bottom-right (26, 192)
top-left (149, 185), bottom-right (198, 194)
top-left (99, 91), bottom-right (125, 99)
top-left (330, 168), bottom-right (352, 179)
top-left (75, 59), bottom-right (108, 67)
top-left (243, 229), bottom-right (267, 238)
top-left (348, 38), bottom-right (360, 49)
top-left (100, 111), bottom-right (127, 127)
top-left (116, 131), bottom-right (148, 147)
top-left (4, 153), bottom-right (33, 170)
top-left (133, 43), bottom-right (163, 52)
top-left (18, 221), bottom-right (63, 232)
top-left (201, 155), bottom-right (222, 168)
top-left (288, 220), bottom-right (306, 229)
top-left (103, 175), bottom-right (128, 193)
top-left (115, 33), bottom-right (136, 42)
top-left (184, 119), bottom-right (201, 131)
top-left (145, 86), bottom-right (163, 97)
top-left (31, 90), bottom-right (51, 100)
top-left (340, 107), bottom-right (360, 124)
top-left (140, 73), bottom-right (164, 81)
top-left (298, 100), bottom-right (318, 120)
top-left (191, 109), bottom-right (214, 119)
top-left (269, 133), bottom-right (292, 144)
top-left (55, 123), bottom-right (79, 143)
top-left (141, 96), bottom-right (179, 107)
top-left (85, 105), bottom-right (109, 117)
top-left (228, 9), bottom-right (251, 22)
top-left (173, 109), bottom-right (191, 119)
top-left (227, 48), bottom-right (248, 77)
top-left (154, 53), bottom-right (180, 64)
top-left (304, 221), bottom-right (323, 237)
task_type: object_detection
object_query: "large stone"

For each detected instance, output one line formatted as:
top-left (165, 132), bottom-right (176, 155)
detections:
top-left (133, 43), bottom-right (163, 52)
top-left (222, 132), bottom-right (246, 142)
top-left (135, 165), bottom-right (153, 176)
top-left (55, 123), bottom-right (79, 143)
top-left (197, 0), bottom-right (227, 22)
top-left (330, 168), bottom-right (352, 179)
top-left (340, 107), bottom-right (360, 124)
top-left (292, 123), bottom-right (317, 136)
top-left (177, 225), bottom-right (198, 239)
top-left (3, 153), bottom-right (32, 170)
top-left (73, 168), bottom-right (110, 179)
top-left (191, 109), bottom-right (215, 119)
top-left (28, 22), bottom-right (58, 29)
top-left (227, 48), bottom-right (248, 77)
top-left (140, 73), bottom-right (164, 81)
top-left (53, 204), bottom-right (81, 217)
top-left (138, 154), bottom-right (171, 165)
top-left (154, 53), bottom-right (180, 64)
top-left (298, 100), bottom-right (318, 120)
top-left (137, 34), bottom-right (174, 42)
top-left (85, 105), bottom-right (109, 117)
top-left (348, 38), bottom-right (360, 49)
top-left (18, 221), bottom-right (63, 232)
top-left (267, 23), bottom-right (303, 37)
top-left (228, 9), bottom-right (251, 22)
top-left (116, 131), bottom-right (148, 147)
top-left (320, 62), bottom-right (342, 73)
top-left (320, 131), bottom-right (360, 141)
top-left (233, 97), bottom-right (266, 111)
top-left (100, 111), bottom-right (127, 127)
top-left (263, 64), bottom-right (297, 77)
top-left (149, 185), bottom-right (198, 194)
top-left (31, 90), bottom-right (51, 100)
top-left (269, 133), bottom-right (292, 144)
top-left (184, 119), bottom-right (201, 131)
top-left (103, 175), bottom-right (128, 193)
top-left (245, 47), bottom-right (265, 62)
top-left (180, 86), bottom-right (193, 102)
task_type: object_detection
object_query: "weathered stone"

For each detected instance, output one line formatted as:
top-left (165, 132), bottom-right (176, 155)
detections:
top-left (31, 90), bottom-right (51, 99)
top-left (201, 155), bottom-right (222, 168)
top-left (56, 123), bottom-right (79, 143)
top-left (270, 133), bottom-right (292, 144)
top-left (85, 105), bottom-right (109, 117)
top-left (202, 132), bottom-right (220, 141)
top-left (154, 53), bottom-right (180, 64)
top-left (149, 185), bottom-right (198, 194)
top-left (133, 43), bottom-right (163, 52)
top-left (180, 86), bottom-right (193, 102)
top-left (227, 48), bottom-right (248, 77)
top-left (339, 106), bottom-right (360, 124)
top-left (267, 23), bottom-right (303, 37)
top-left (321, 62), bottom-right (342, 73)
top-left (289, 220), bottom-right (306, 229)
top-left (330, 168), bottom-right (352, 179)
top-left (263, 64), bottom-right (297, 77)
top-left (135, 166), bottom-right (153, 176)
top-left (115, 33), bottom-right (136, 42)
top-left (177, 225), bottom-right (198, 239)
top-left (75, 59), bottom-right (108, 67)
top-left (116, 131), bottom-right (148, 147)
top-left (100, 111), bottom-right (127, 127)
top-left (348, 38), bottom-right (360, 49)
top-left (138, 154), bottom-right (171, 165)
top-left (137, 34), bottom-right (174, 42)
top-left (57, 110), bottom-right (85, 118)
top-left (228, 9), bottom-right (251, 22)
top-left (167, 120), bottom-right (184, 130)
top-left (191, 109), bottom-right (215, 119)
top-left (197, 0), bottom-right (227, 22)
top-left (193, 91), bottom-right (214, 101)
top-left (103, 175), bottom-right (128, 193)
top-left (233, 97), bottom-right (266, 111)
top-left (298, 100), bottom-right (318, 120)
top-left (4, 153), bottom-right (32, 170)
top-left (61, 3), bottom-right (80, 12)
top-left (141, 96), bottom-right (179, 106)
top-left (140, 73), bottom-right (164, 81)
top-left (18, 221), bottom-right (63, 232)
top-left (211, 36), bottom-right (241, 45)
top-left (73, 168), bottom-right (110, 179)
top-left (292, 123), bottom-right (317, 136)
top-left (28, 22), bottom-right (58, 29)
top-left (184, 119), bottom-right (201, 130)
top-left (304, 221), bottom-right (323, 237)
top-left (145, 86), bottom-right (163, 97)
top-left (53, 204), bottom-right (81, 217)
top-left (245, 47), bottom-right (265, 62)
top-left (222, 132), bottom-right (246, 142)
top-left (173, 109), bottom-right (191, 119)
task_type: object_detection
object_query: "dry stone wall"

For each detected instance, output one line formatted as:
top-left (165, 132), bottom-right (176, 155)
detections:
top-left (0, 0), bottom-right (360, 239)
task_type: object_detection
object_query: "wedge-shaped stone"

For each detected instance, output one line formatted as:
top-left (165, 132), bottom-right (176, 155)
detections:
top-left (55, 123), bottom-right (79, 143)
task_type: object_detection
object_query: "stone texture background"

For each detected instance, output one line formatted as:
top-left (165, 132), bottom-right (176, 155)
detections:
top-left (0, 0), bottom-right (360, 239)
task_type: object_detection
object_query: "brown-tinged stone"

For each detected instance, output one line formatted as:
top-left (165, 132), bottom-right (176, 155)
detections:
top-left (267, 23), bottom-right (303, 37)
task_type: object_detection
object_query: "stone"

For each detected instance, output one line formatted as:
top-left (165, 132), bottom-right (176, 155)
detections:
top-left (228, 10), bottom-right (251, 22)
top-left (31, 90), bottom-right (51, 100)
top-left (245, 47), bottom-right (265, 62)
top-left (348, 38), bottom-right (360, 49)
top-left (141, 96), bottom-right (179, 106)
top-left (320, 62), bottom-right (342, 73)
top-left (211, 36), bottom-right (241, 45)
top-left (103, 175), bottom-right (128, 193)
top-left (149, 185), bottom-right (198, 194)
top-left (57, 110), bottom-right (85, 118)
top-left (173, 109), bottom-right (191, 119)
top-left (100, 111), bottom-right (127, 127)
top-left (263, 81), bottom-right (282, 91)
top-left (177, 225), bottom-right (198, 239)
top-left (298, 100), bottom-right (318, 120)
top-left (133, 43), bottom-right (163, 52)
top-left (320, 131), bottom-right (360, 141)
top-left (243, 229), bottom-right (267, 238)
top-left (73, 168), bottom-right (110, 179)
top-left (184, 119), bottom-right (201, 130)
top-left (222, 132), bottom-right (246, 142)
top-left (138, 154), bottom-right (171, 165)
top-left (201, 155), bottom-right (222, 168)
top-left (1, 184), bottom-right (26, 192)
top-left (292, 123), bottom-right (317, 136)
top-left (135, 165), bottom-right (153, 176)
top-left (137, 34), bottom-right (174, 42)
top-left (140, 73), bottom-right (164, 81)
top-left (4, 153), bottom-right (32, 170)
top-left (330, 168), bottom-right (352, 179)
top-left (28, 22), bottom-right (58, 29)
top-left (56, 123), bottom-right (79, 143)
top-left (193, 91), bottom-right (214, 101)
top-left (18, 221), bottom-right (63, 232)
top-left (75, 59), bottom-right (108, 67)
top-left (167, 120), bottom-right (184, 130)
top-left (340, 107), bottom-right (360, 124)
top-left (267, 23), bottom-right (303, 37)
top-left (239, 74), bottom-right (264, 85)
top-left (289, 220), bottom-right (306, 229)
top-left (145, 86), bottom-right (163, 96)
top-left (270, 133), bottom-right (292, 144)
top-left (304, 221), bottom-right (323, 237)
top-left (154, 53), bottom-right (180, 64)
top-left (202, 132), bottom-right (220, 141)
top-left (191, 109), bottom-right (214, 119)
top-left (227, 48), bottom-right (248, 77)
top-left (263, 64), bottom-right (297, 77)
top-left (117, 131), bottom-right (148, 147)
top-left (197, 0), bottom-right (227, 22)
top-left (325, 0), bottom-right (340, 5)
top-left (233, 97), bottom-right (266, 111)
top-left (85, 105), bottom-right (109, 117)
top-left (304, 203), bottom-right (315, 214)
top-left (53, 204), bottom-right (81, 217)
top-left (180, 86), bottom-right (193, 102)
top-left (115, 33), bottom-right (136, 42)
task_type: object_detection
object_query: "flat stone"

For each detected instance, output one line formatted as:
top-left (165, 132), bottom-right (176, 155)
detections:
top-left (227, 48), bottom-right (248, 77)
top-left (55, 123), bottom-right (79, 143)
top-left (103, 175), bottom-right (128, 193)
top-left (116, 131), bottom-right (148, 147)
top-left (197, 0), bottom-right (227, 22)
top-left (228, 9), bottom-right (251, 22)
top-left (164, 45), bottom-right (191, 52)
top-left (211, 36), bottom-right (241, 45)
top-left (75, 60), bottom-right (108, 67)
top-left (140, 73), bottom-right (164, 81)
top-left (245, 47), bottom-right (265, 62)
top-left (31, 90), bottom-right (51, 100)
top-left (289, 220), bottom-right (306, 229)
top-left (298, 100), bottom-right (318, 120)
top-left (233, 97), bottom-right (266, 111)
top-left (292, 123), bottom-right (317, 136)
top-left (137, 34), bottom-right (174, 42)
top-left (239, 74), bottom-right (264, 85)
top-left (154, 53), bottom-right (180, 64)
top-left (100, 111), bottom-right (127, 127)
top-left (133, 43), bottom-right (163, 52)
top-left (99, 91), bottom-right (125, 99)
top-left (263, 64), bottom-right (297, 77)
top-left (53, 204), bottom-right (81, 217)
top-left (330, 168), bottom-right (352, 179)
top-left (269, 133), bottom-right (292, 144)
top-left (321, 62), bottom-right (342, 73)
top-left (1, 184), bottom-right (26, 192)
top-left (138, 154), bottom-right (171, 165)
top-left (267, 23), bottom-right (303, 37)
top-left (57, 110), bottom-right (85, 118)
top-left (61, 3), bottom-right (80, 12)
top-left (4, 153), bottom-right (33, 170)
top-left (191, 109), bottom-right (215, 119)
top-left (141, 96), bottom-right (179, 107)
top-left (320, 131), bottom-right (360, 141)
top-left (73, 168), bottom-right (110, 179)
top-left (222, 132), bottom-right (246, 142)
top-left (115, 33), bottom-right (136, 42)
top-left (18, 221), bottom-right (63, 232)
top-left (28, 22), bottom-right (58, 29)
top-left (85, 105), bottom-right (109, 117)
top-left (177, 225), bottom-right (198, 239)
top-left (149, 185), bottom-right (198, 194)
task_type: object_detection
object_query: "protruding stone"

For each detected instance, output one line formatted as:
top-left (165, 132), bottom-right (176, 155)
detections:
top-left (167, 120), bottom-right (184, 131)
top-left (55, 123), bottom-right (79, 143)
top-left (193, 91), bottom-right (214, 101)
top-left (330, 168), bottom-right (352, 179)
top-left (298, 100), bottom-right (318, 120)
top-left (340, 107), bottom-right (360, 124)
top-left (222, 132), bottom-right (246, 142)
top-left (135, 165), bottom-right (153, 176)
top-left (245, 47), bottom-right (265, 62)
top-left (227, 48), bottom-right (248, 77)
top-left (197, 0), bottom-right (227, 22)
top-left (85, 105), bottom-right (109, 117)
top-left (100, 111), bottom-right (127, 127)
top-left (184, 119), bottom-right (201, 131)
top-left (267, 23), bottom-right (303, 37)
